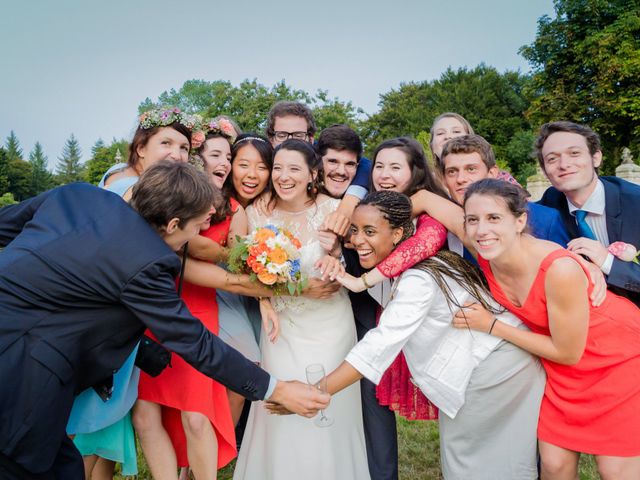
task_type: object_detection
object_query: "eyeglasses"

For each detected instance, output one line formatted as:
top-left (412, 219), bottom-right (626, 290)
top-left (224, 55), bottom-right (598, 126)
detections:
top-left (273, 131), bottom-right (310, 142)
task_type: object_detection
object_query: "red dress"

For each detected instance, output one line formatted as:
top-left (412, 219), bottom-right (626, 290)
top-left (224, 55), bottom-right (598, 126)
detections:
top-left (479, 249), bottom-right (640, 455)
top-left (137, 199), bottom-right (240, 468)
top-left (375, 214), bottom-right (447, 420)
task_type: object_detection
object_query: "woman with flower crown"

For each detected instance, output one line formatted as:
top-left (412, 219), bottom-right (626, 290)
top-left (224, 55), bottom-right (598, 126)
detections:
top-left (232, 139), bottom-right (370, 480)
top-left (133, 116), bottom-right (249, 480)
top-left (67, 107), bottom-right (197, 479)
top-left (67, 110), bottom-right (277, 480)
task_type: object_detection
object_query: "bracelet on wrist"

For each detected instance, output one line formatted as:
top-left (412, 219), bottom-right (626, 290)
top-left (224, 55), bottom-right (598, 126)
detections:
top-left (488, 317), bottom-right (499, 335)
top-left (361, 272), bottom-right (372, 289)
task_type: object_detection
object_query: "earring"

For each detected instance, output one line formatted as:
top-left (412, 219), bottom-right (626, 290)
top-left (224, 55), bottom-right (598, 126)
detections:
top-left (307, 182), bottom-right (312, 192)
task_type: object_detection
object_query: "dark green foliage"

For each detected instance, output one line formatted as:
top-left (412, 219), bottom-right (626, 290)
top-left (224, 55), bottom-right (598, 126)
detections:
top-left (55, 134), bottom-right (84, 185)
top-left (520, 0), bottom-right (640, 174)
top-left (28, 142), bottom-right (54, 195)
top-left (84, 138), bottom-right (130, 185)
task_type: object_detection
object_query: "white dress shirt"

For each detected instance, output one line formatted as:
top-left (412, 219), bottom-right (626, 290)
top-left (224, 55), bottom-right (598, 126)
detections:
top-left (346, 267), bottom-right (522, 419)
top-left (567, 179), bottom-right (614, 274)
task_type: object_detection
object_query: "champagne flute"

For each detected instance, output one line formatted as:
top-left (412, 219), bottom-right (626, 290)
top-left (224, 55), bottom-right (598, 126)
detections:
top-left (305, 363), bottom-right (334, 427)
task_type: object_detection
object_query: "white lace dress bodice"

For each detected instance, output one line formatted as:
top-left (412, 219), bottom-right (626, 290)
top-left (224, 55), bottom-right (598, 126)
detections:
top-left (234, 198), bottom-right (370, 480)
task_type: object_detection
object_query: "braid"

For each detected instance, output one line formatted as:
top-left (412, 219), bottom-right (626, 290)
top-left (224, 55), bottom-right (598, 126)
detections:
top-left (413, 250), bottom-right (504, 315)
top-left (358, 191), bottom-right (415, 241)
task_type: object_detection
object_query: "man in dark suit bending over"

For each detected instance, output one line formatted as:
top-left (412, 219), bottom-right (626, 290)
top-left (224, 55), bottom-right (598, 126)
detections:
top-left (0, 161), bottom-right (328, 479)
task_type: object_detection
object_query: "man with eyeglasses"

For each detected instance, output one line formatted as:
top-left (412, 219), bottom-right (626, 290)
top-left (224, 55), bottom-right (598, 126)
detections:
top-left (266, 100), bottom-right (316, 147)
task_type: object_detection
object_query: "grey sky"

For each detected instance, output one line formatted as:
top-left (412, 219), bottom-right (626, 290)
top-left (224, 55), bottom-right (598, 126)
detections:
top-left (1, 0), bottom-right (554, 168)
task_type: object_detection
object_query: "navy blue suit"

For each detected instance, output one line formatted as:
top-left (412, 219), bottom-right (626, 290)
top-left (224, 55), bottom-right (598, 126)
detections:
top-left (538, 176), bottom-right (640, 306)
top-left (343, 249), bottom-right (398, 480)
top-left (0, 184), bottom-right (270, 478)
top-left (527, 201), bottom-right (570, 247)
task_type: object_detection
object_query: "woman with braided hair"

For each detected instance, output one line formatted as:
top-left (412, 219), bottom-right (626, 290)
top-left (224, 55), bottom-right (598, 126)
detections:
top-left (319, 190), bottom-right (545, 479)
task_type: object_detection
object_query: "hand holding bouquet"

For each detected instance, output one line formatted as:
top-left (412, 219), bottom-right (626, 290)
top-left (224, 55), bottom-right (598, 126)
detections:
top-left (228, 225), bottom-right (307, 295)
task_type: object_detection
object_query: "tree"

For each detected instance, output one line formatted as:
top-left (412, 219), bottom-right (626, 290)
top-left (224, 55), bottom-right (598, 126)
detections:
top-left (0, 192), bottom-right (16, 207)
top-left (56, 134), bottom-right (84, 184)
top-left (28, 142), bottom-right (54, 196)
top-left (140, 79), bottom-right (361, 135)
top-left (84, 138), bottom-right (129, 185)
top-left (0, 148), bottom-right (10, 194)
top-left (520, 0), bottom-right (640, 174)
top-left (360, 64), bottom-right (532, 172)
top-left (5, 131), bottom-right (23, 163)
top-left (7, 158), bottom-right (32, 201)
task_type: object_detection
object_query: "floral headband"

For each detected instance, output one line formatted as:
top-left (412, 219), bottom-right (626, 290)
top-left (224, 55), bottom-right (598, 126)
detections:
top-left (138, 107), bottom-right (203, 133)
top-left (191, 118), bottom-right (238, 150)
top-left (138, 108), bottom-right (238, 150)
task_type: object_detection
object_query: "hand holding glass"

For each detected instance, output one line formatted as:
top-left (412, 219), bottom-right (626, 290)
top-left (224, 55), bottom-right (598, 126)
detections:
top-left (305, 364), bottom-right (334, 427)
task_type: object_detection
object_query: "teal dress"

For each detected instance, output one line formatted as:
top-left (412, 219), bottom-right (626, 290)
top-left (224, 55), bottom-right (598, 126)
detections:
top-left (67, 164), bottom-right (139, 475)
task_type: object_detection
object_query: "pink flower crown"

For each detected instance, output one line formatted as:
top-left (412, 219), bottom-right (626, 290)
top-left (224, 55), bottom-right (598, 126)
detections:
top-left (191, 118), bottom-right (238, 150)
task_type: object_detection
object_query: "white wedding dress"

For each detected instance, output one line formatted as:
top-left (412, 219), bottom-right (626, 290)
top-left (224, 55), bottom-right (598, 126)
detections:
top-left (233, 198), bottom-right (370, 480)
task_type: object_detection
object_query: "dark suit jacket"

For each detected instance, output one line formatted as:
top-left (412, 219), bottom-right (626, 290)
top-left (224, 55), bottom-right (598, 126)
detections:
top-left (0, 184), bottom-right (270, 473)
top-left (538, 176), bottom-right (640, 305)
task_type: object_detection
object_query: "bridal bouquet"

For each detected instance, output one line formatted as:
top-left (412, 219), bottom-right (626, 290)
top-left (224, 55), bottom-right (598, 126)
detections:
top-left (228, 225), bottom-right (307, 295)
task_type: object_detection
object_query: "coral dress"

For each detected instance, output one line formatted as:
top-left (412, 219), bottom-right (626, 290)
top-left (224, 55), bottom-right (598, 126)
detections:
top-left (479, 249), bottom-right (640, 456)
top-left (137, 200), bottom-right (240, 468)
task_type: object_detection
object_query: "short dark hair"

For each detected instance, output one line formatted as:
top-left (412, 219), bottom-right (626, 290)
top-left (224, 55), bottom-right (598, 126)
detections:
top-left (128, 122), bottom-right (192, 169)
top-left (266, 101), bottom-right (317, 138)
top-left (535, 121), bottom-right (601, 170)
top-left (371, 137), bottom-right (449, 199)
top-left (131, 161), bottom-right (216, 230)
top-left (440, 134), bottom-right (496, 173)
top-left (317, 124), bottom-right (363, 158)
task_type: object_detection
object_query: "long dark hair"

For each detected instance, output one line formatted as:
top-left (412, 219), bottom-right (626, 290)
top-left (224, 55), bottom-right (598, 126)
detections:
top-left (371, 137), bottom-right (449, 199)
top-left (359, 190), bottom-right (502, 315)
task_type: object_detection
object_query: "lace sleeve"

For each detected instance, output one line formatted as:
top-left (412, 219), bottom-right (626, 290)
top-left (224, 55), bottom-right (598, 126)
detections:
top-left (376, 214), bottom-right (447, 278)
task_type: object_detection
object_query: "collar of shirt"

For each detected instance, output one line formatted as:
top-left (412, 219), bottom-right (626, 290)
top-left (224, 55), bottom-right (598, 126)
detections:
top-left (567, 179), bottom-right (605, 216)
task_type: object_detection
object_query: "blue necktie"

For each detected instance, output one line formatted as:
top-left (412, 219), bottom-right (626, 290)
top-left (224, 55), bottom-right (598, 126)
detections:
top-left (575, 210), bottom-right (597, 240)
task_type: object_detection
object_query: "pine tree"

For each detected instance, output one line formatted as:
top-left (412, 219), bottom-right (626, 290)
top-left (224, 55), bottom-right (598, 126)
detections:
top-left (5, 131), bottom-right (23, 162)
top-left (56, 134), bottom-right (84, 184)
top-left (29, 142), bottom-right (53, 195)
top-left (0, 147), bottom-right (10, 194)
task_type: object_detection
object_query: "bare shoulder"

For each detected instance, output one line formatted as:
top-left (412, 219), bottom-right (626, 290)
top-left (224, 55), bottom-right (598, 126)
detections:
top-left (545, 254), bottom-right (588, 292)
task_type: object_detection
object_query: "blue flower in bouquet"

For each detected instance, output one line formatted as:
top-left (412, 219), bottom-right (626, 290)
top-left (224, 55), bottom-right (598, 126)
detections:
top-left (290, 258), bottom-right (301, 276)
top-left (265, 224), bottom-right (280, 234)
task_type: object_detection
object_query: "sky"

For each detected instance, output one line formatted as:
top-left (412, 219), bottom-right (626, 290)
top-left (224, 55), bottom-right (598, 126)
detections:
top-left (1, 0), bottom-right (555, 168)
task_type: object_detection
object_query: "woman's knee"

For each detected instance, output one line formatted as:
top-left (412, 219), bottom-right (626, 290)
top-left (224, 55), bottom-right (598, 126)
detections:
top-left (181, 411), bottom-right (211, 437)
top-left (540, 449), bottom-right (578, 478)
top-left (132, 400), bottom-right (161, 434)
top-left (596, 456), bottom-right (640, 480)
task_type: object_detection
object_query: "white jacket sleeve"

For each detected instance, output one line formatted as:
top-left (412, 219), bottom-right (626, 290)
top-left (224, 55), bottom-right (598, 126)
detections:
top-left (345, 269), bottom-right (435, 384)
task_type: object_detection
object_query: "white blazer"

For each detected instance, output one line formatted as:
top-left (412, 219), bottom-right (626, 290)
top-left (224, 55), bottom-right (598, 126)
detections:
top-left (346, 267), bottom-right (523, 418)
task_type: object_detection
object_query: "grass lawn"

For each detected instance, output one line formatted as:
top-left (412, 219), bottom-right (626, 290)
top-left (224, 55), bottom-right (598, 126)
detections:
top-left (117, 416), bottom-right (600, 479)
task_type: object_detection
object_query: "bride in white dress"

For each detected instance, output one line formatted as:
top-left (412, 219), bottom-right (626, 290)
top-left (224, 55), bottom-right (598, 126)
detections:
top-left (233, 140), bottom-right (370, 480)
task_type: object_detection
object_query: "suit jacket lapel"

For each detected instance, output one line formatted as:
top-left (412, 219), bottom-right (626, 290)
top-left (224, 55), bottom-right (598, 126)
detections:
top-left (602, 178), bottom-right (623, 242)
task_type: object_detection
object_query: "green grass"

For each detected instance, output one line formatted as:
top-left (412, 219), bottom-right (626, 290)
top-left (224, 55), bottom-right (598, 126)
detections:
top-left (117, 416), bottom-right (599, 479)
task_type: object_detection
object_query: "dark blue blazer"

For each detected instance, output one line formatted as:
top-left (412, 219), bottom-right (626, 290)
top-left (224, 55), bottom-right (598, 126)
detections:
top-left (527, 201), bottom-right (570, 247)
top-left (0, 184), bottom-right (270, 474)
top-left (538, 176), bottom-right (640, 305)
